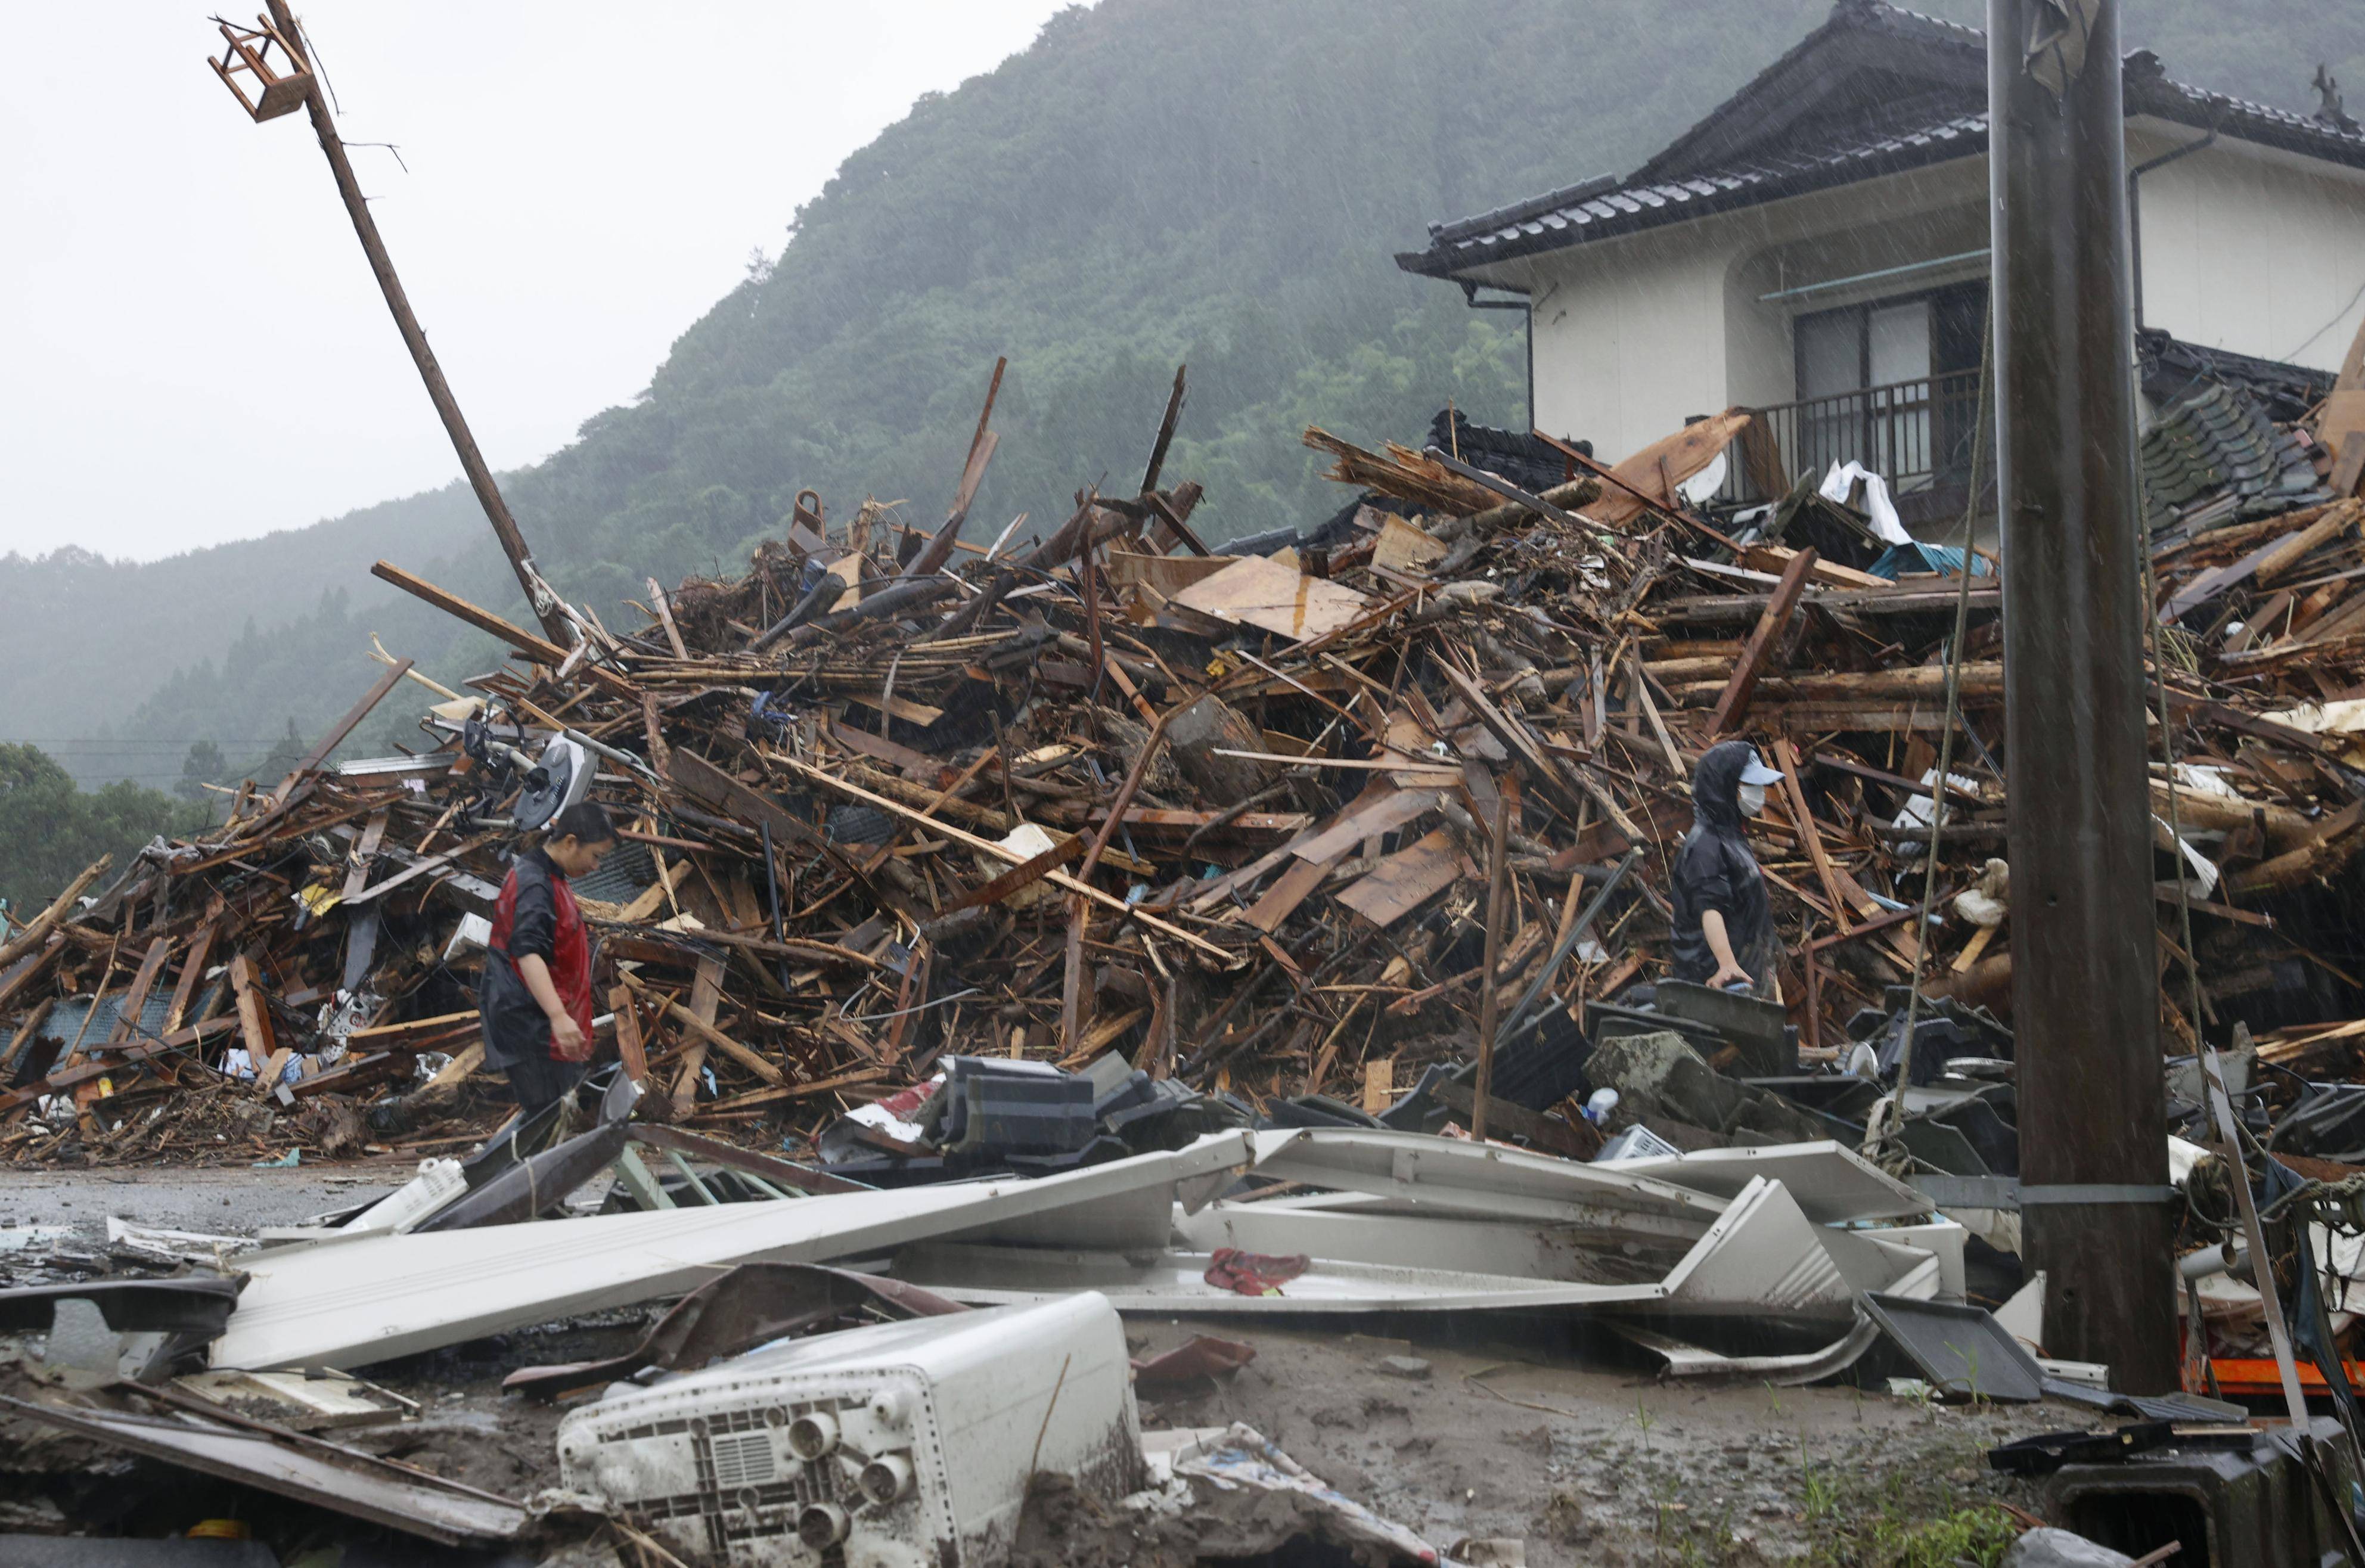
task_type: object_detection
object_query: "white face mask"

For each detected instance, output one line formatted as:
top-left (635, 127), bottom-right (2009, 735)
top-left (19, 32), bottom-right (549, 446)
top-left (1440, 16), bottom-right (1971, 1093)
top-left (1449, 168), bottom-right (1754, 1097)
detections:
top-left (1736, 781), bottom-right (1768, 818)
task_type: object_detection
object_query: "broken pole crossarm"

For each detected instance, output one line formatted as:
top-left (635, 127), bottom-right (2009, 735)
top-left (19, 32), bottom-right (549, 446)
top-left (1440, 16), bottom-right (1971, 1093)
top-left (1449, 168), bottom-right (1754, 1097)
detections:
top-left (1992, 0), bottom-right (2178, 1391)
top-left (249, 1), bottom-right (573, 650)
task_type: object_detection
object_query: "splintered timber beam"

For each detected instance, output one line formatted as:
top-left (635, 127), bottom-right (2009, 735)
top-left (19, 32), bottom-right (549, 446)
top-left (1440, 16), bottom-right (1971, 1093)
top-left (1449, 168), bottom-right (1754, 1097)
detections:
top-left (265, 659), bottom-right (413, 811)
top-left (1706, 547), bottom-right (1816, 735)
top-left (0, 857), bottom-right (110, 974)
top-left (370, 561), bottom-right (638, 699)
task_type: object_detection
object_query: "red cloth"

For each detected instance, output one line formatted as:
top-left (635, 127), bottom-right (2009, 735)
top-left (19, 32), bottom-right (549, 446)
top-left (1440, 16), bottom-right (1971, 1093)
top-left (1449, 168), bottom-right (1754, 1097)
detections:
top-left (489, 859), bottom-right (594, 1063)
top-left (1204, 1248), bottom-right (1310, 1297)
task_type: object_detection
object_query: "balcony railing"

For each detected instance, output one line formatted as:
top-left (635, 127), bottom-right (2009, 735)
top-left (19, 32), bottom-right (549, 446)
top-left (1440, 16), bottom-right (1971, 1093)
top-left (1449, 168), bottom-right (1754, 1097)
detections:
top-left (1718, 368), bottom-right (1992, 525)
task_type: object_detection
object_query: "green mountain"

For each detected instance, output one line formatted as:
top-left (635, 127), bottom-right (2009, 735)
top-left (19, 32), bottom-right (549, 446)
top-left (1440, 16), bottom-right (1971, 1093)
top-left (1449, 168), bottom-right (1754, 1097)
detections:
top-left (14, 0), bottom-right (2362, 793)
top-left (0, 485), bottom-right (484, 788)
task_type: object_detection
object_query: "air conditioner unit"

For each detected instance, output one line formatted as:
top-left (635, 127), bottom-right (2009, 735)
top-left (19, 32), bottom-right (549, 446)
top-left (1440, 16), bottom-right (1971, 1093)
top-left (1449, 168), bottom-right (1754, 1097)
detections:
top-left (557, 1291), bottom-right (1141, 1568)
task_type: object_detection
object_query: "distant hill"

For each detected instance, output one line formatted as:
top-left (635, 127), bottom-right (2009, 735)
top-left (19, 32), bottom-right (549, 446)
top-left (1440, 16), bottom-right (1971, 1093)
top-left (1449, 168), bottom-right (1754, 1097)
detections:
top-left (18, 0), bottom-right (2359, 788)
top-left (0, 485), bottom-right (483, 788)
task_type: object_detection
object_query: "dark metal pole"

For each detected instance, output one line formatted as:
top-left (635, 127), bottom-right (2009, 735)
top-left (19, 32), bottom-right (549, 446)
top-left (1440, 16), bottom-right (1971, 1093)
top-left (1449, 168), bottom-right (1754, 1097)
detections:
top-left (1989, 0), bottom-right (2177, 1390)
top-left (259, 1), bottom-right (575, 650)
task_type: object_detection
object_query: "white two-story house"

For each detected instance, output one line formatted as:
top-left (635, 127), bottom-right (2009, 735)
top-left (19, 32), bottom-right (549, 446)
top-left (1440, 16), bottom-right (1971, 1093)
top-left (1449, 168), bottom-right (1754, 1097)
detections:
top-left (1396, 0), bottom-right (2365, 527)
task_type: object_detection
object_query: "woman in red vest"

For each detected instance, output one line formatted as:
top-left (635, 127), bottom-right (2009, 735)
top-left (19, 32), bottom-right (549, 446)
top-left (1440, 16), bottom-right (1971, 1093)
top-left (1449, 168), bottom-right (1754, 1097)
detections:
top-left (480, 801), bottom-right (617, 1115)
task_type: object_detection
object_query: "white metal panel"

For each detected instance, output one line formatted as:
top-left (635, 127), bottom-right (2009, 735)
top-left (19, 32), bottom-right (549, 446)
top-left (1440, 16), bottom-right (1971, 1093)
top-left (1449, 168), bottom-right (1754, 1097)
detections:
top-left (1658, 1177), bottom-right (1851, 1320)
top-left (899, 1177), bottom-right (1939, 1322)
top-left (1174, 1200), bottom-right (1684, 1283)
top-left (214, 1132), bottom-right (1256, 1371)
top-left (1243, 1128), bottom-right (1728, 1240)
top-left (892, 1240), bottom-right (1674, 1314)
top-left (1594, 1140), bottom-right (1929, 1222)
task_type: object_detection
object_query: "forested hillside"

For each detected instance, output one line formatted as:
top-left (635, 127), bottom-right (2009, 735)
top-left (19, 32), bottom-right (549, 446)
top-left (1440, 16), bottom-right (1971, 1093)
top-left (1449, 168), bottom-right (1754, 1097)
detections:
top-left (0, 483), bottom-right (483, 790)
top-left (11, 0), bottom-right (2360, 802)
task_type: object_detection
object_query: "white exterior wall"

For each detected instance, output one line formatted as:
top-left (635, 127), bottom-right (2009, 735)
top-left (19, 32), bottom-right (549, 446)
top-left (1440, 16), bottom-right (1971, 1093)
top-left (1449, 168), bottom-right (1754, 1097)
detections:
top-left (1510, 238), bottom-right (1734, 461)
top-left (1471, 130), bottom-right (2365, 463)
top-left (2133, 129), bottom-right (2365, 375)
top-left (1486, 161), bottom-right (1988, 462)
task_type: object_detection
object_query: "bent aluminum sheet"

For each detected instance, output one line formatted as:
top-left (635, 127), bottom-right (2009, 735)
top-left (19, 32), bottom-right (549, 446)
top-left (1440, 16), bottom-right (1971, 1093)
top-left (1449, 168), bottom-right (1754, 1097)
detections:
top-left (1594, 1140), bottom-right (1930, 1223)
top-left (902, 1176), bottom-right (1894, 1321)
top-left (1243, 1127), bottom-right (1731, 1241)
top-left (1611, 1314), bottom-right (1888, 1385)
top-left (214, 1131), bottom-right (1255, 1371)
top-left (0, 1392), bottom-right (528, 1544)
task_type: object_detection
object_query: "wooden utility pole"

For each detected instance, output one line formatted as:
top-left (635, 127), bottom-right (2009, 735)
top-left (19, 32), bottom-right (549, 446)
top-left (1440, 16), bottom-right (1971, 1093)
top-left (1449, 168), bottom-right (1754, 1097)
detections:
top-left (1990, 0), bottom-right (2177, 1390)
top-left (243, 2), bottom-right (575, 648)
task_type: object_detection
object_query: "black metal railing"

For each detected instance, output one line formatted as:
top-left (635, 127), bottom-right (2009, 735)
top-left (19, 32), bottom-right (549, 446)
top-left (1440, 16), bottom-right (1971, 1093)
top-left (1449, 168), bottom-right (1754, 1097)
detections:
top-left (1719, 370), bottom-right (1991, 521)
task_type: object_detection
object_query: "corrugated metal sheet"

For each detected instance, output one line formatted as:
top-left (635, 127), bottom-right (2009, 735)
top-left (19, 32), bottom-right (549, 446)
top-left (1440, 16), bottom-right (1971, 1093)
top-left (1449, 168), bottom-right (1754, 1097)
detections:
top-left (571, 840), bottom-right (658, 906)
top-left (39, 991), bottom-right (174, 1048)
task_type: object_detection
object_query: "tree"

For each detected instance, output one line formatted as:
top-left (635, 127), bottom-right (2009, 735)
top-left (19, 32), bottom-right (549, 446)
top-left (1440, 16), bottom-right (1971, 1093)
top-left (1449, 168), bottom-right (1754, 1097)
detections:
top-left (176, 739), bottom-right (228, 805)
top-left (0, 743), bottom-right (196, 909)
top-left (258, 717), bottom-right (306, 782)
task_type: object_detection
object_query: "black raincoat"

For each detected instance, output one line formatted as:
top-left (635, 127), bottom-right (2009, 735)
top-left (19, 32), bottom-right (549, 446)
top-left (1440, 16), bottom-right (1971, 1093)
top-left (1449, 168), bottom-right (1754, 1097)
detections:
top-left (1668, 740), bottom-right (1778, 993)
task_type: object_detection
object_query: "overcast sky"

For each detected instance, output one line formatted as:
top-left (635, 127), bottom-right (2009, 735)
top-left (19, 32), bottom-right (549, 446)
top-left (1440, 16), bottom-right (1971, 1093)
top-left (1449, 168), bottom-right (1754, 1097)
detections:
top-left (0, 2), bottom-right (1071, 563)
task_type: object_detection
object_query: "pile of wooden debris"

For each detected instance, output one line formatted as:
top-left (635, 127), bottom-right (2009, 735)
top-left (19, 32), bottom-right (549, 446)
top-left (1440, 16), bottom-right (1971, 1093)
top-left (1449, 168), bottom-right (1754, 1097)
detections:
top-left (5, 366), bottom-right (2364, 1170)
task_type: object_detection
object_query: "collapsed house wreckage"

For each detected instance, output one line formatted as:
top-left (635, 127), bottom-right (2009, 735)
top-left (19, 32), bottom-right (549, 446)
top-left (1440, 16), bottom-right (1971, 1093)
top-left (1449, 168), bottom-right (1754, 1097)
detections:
top-left (4, 377), bottom-right (2364, 1176)
top-left (16, 4), bottom-right (2365, 1562)
top-left (7, 356), bottom-right (2365, 1560)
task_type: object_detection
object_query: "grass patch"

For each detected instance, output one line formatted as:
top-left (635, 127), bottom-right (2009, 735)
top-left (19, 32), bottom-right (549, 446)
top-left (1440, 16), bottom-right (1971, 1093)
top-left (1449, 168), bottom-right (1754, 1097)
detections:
top-left (1853, 1505), bottom-right (2021, 1567)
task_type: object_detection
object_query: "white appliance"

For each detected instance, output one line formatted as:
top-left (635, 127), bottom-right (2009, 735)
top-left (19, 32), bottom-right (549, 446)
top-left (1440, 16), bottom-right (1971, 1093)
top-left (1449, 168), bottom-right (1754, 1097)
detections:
top-left (557, 1291), bottom-right (1141, 1567)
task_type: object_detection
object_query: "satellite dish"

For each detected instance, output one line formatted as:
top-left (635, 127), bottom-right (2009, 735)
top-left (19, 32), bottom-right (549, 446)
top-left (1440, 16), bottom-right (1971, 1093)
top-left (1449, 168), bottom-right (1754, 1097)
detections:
top-left (1677, 451), bottom-right (1728, 507)
top-left (513, 737), bottom-right (593, 832)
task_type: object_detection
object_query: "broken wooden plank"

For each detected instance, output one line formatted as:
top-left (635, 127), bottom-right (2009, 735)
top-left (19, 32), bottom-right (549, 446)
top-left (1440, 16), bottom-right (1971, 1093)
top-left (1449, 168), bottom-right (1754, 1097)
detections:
top-left (1334, 828), bottom-right (1471, 927)
top-left (266, 660), bottom-right (414, 812)
top-left (645, 577), bottom-right (690, 660)
top-left (371, 561), bottom-right (639, 698)
top-left (1171, 555), bottom-right (1370, 642)
top-left (0, 857), bottom-right (109, 974)
top-left (341, 808), bottom-right (392, 902)
top-left (937, 831), bottom-right (1088, 914)
top-left (104, 938), bottom-right (174, 1046)
top-left (1707, 547), bottom-right (1817, 736)
top-left (229, 954), bottom-right (277, 1076)
top-left (1243, 853), bottom-right (1342, 933)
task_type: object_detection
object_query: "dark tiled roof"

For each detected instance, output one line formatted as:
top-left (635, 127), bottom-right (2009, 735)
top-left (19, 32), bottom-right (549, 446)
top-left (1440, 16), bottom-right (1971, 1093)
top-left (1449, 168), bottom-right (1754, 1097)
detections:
top-left (2138, 328), bottom-right (2335, 426)
top-left (1410, 111), bottom-right (1987, 273)
top-left (1401, 0), bottom-right (2365, 280)
top-left (2140, 383), bottom-right (2327, 538)
top-left (1427, 408), bottom-right (1573, 496)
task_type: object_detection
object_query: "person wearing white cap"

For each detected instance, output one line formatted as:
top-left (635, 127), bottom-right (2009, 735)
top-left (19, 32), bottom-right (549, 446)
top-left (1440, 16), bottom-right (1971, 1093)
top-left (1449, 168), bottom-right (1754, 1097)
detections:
top-left (1668, 740), bottom-right (1786, 996)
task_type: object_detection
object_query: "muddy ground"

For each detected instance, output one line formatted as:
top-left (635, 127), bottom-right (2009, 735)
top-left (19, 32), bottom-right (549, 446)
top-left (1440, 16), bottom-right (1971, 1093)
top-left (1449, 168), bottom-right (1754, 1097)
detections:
top-left (0, 1163), bottom-right (406, 1241)
top-left (3, 1166), bottom-right (2096, 1566)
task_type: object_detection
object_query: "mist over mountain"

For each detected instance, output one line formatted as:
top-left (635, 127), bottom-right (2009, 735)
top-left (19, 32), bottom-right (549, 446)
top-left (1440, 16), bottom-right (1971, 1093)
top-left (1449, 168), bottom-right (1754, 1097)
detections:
top-left (13, 0), bottom-right (2356, 791)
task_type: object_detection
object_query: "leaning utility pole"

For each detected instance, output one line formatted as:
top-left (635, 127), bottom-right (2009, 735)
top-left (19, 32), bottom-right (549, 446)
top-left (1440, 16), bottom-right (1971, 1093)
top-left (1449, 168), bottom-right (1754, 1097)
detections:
top-left (1989, 0), bottom-right (2177, 1389)
top-left (211, 6), bottom-right (575, 648)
